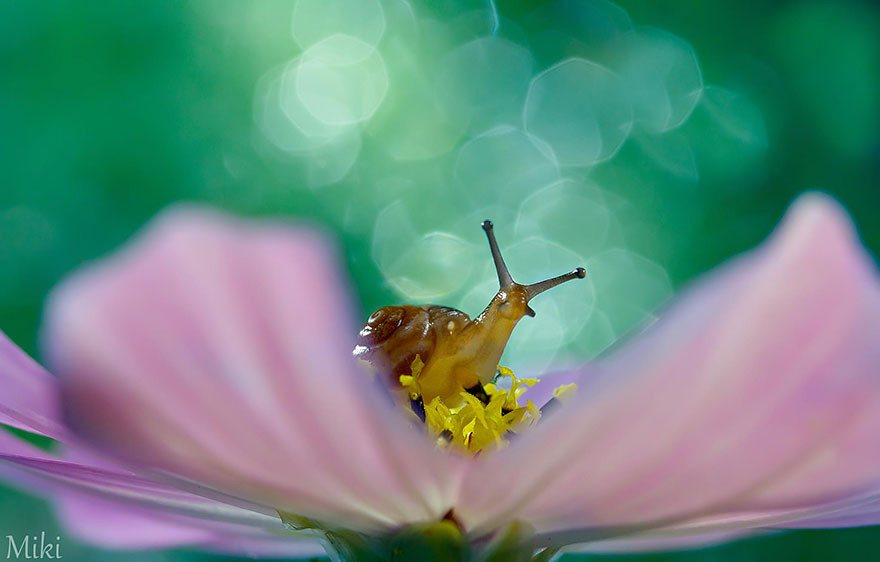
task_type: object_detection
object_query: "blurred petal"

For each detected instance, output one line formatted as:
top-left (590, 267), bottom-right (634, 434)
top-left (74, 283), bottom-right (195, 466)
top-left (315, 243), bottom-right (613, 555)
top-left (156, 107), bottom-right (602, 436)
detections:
top-left (0, 332), bottom-right (66, 439)
top-left (0, 428), bottom-right (56, 491)
top-left (775, 493), bottom-right (880, 528)
top-left (617, 494), bottom-right (880, 537)
top-left (568, 530), bottom-right (755, 553)
top-left (457, 194), bottom-right (880, 539)
top-left (0, 451), bottom-right (282, 529)
top-left (55, 491), bottom-right (324, 556)
top-left (54, 491), bottom-right (222, 549)
top-left (525, 364), bottom-right (607, 409)
top-left (0, 433), bottom-right (301, 553)
top-left (44, 207), bottom-right (456, 532)
top-left (0, 331), bottom-right (297, 552)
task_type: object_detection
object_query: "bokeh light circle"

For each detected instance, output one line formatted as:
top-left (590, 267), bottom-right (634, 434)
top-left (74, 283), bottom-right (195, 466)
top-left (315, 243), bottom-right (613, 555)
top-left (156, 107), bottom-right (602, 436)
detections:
top-left (367, 23), bottom-right (470, 161)
top-left (524, 58), bottom-right (633, 167)
top-left (516, 179), bottom-right (613, 257)
top-left (610, 27), bottom-right (703, 132)
top-left (294, 34), bottom-right (389, 126)
top-left (437, 37), bottom-right (534, 133)
top-left (258, 63), bottom-right (348, 154)
top-left (586, 248), bottom-right (672, 336)
top-left (372, 200), bottom-right (478, 301)
top-left (454, 126), bottom-right (559, 206)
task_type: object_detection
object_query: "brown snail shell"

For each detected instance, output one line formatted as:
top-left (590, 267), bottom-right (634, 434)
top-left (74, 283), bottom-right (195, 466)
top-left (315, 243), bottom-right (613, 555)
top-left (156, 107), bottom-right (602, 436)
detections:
top-left (353, 305), bottom-right (470, 389)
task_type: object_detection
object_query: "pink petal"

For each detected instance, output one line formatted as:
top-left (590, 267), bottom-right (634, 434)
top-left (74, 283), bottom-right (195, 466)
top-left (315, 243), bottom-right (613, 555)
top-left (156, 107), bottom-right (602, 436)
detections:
top-left (525, 364), bottom-right (609, 409)
top-left (775, 494), bottom-right (880, 528)
top-left (54, 491), bottom-right (222, 549)
top-left (0, 331), bottom-right (302, 553)
top-left (0, 428), bottom-right (57, 491)
top-left (0, 432), bottom-right (304, 552)
top-left (0, 332), bottom-right (67, 439)
top-left (456, 194), bottom-right (880, 539)
top-left (616, 495), bottom-right (880, 538)
top-left (568, 530), bottom-right (754, 553)
top-left (54, 491), bottom-right (324, 556)
top-left (44, 206), bottom-right (457, 532)
top-left (0, 451), bottom-right (283, 530)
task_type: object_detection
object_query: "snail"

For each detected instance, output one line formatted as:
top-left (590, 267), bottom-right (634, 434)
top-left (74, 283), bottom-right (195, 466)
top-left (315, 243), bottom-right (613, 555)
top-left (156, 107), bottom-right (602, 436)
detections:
top-left (354, 220), bottom-right (586, 414)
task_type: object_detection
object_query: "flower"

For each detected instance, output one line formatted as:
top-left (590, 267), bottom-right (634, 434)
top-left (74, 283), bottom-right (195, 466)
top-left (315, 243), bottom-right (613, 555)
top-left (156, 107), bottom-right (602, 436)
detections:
top-left (1, 193), bottom-right (879, 560)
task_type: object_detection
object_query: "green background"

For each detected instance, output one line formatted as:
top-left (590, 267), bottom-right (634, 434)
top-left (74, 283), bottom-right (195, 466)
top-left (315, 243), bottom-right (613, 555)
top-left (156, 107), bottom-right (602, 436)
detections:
top-left (1, 0), bottom-right (878, 560)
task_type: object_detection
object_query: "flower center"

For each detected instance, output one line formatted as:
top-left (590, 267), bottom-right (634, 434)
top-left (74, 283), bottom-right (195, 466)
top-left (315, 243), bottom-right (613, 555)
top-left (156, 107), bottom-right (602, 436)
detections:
top-left (399, 357), bottom-right (576, 454)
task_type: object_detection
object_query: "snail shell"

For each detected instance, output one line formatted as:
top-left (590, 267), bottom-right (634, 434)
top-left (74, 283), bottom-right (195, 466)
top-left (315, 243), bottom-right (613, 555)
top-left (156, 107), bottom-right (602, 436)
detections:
top-left (353, 305), bottom-right (470, 388)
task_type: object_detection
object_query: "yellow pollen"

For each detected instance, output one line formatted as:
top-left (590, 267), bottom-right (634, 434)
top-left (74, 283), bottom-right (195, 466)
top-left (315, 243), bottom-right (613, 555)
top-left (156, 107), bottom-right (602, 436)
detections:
top-left (552, 382), bottom-right (578, 402)
top-left (402, 359), bottom-right (576, 455)
top-left (399, 355), bottom-right (424, 400)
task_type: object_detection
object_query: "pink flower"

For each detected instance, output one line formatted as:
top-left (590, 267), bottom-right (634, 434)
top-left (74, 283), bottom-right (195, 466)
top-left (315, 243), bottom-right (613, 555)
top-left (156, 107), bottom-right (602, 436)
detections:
top-left (1, 193), bottom-right (879, 560)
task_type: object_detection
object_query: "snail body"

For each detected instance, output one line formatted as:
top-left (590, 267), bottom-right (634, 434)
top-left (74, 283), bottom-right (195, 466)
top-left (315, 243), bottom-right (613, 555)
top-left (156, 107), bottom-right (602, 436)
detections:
top-left (354, 221), bottom-right (585, 407)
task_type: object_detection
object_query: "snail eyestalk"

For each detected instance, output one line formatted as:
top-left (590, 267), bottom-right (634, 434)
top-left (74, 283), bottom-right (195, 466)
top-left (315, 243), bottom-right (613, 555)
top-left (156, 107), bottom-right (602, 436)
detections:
top-left (481, 219), bottom-right (586, 309)
top-left (482, 220), bottom-right (514, 287)
top-left (525, 267), bottom-right (587, 300)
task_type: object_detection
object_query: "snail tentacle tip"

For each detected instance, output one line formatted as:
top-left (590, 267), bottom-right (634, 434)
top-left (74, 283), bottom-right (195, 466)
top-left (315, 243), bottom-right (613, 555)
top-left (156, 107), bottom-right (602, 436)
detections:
top-left (575, 267), bottom-right (586, 278)
top-left (481, 219), bottom-right (494, 231)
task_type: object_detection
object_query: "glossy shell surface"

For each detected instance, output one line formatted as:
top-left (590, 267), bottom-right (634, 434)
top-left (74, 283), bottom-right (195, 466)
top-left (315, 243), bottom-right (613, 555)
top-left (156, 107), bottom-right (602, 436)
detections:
top-left (353, 305), bottom-right (470, 386)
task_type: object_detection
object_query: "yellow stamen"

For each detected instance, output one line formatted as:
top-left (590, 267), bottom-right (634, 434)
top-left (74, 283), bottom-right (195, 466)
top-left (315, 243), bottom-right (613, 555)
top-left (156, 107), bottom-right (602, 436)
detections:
top-left (399, 355), bottom-right (424, 400)
top-left (552, 382), bottom-right (578, 403)
top-left (401, 358), bottom-right (578, 454)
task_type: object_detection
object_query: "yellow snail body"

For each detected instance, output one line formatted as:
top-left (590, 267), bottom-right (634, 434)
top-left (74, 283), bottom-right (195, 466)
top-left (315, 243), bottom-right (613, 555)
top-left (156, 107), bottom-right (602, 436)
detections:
top-left (354, 220), bottom-right (586, 409)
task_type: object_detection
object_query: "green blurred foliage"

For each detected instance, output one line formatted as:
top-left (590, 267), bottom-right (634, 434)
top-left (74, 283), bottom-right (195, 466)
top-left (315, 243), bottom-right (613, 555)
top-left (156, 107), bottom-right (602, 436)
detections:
top-left (0, 0), bottom-right (878, 560)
